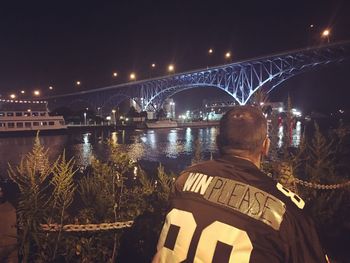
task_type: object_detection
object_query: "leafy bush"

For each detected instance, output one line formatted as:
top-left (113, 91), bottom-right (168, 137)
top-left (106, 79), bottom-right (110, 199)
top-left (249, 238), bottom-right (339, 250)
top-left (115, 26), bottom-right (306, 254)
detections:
top-left (8, 136), bottom-right (174, 262)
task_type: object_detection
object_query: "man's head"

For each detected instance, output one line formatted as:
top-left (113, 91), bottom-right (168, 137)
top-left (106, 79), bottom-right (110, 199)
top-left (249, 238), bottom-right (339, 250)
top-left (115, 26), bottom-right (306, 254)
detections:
top-left (217, 106), bottom-right (269, 158)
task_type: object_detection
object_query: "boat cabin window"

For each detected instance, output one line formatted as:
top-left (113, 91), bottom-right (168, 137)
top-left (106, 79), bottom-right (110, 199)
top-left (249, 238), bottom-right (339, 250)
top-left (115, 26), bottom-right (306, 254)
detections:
top-left (24, 112), bottom-right (30, 117)
top-left (0, 112), bottom-right (4, 117)
top-left (41, 122), bottom-right (47, 126)
top-left (0, 122), bottom-right (5, 127)
top-left (8, 123), bottom-right (15, 128)
top-left (25, 122), bottom-right (31, 127)
top-left (16, 123), bottom-right (24, 128)
top-left (7, 112), bottom-right (14, 116)
top-left (32, 112), bottom-right (39, 116)
top-left (33, 122), bottom-right (39, 126)
top-left (16, 112), bottom-right (23, 117)
top-left (49, 121), bottom-right (55, 126)
top-left (40, 112), bottom-right (46, 116)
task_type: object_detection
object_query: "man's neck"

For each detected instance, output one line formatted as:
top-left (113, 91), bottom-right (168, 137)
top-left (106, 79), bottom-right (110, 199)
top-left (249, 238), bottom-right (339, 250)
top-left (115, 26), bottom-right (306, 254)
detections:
top-left (232, 154), bottom-right (260, 168)
top-left (222, 149), bottom-right (261, 168)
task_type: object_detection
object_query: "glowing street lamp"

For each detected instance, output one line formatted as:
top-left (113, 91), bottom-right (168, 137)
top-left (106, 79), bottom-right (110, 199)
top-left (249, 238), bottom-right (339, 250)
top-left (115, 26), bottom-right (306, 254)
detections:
top-left (49, 86), bottom-right (53, 90)
top-left (20, 90), bottom-right (25, 94)
top-left (168, 64), bottom-right (175, 73)
top-left (112, 109), bottom-right (116, 125)
top-left (130, 73), bottom-right (136, 81)
top-left (208, 48), bottom-right (213, 54)
top-left (76, 81), bottom-right (81, 86)
top-left (33, 90), bottom-right (40, 96)
top-left (113, 72), bottom-right (118, 77)
top-left (225, 51), bottom-right (231, 60)
top-left (321, 29), bottom-right (330, 43)
top-left (151, 63), bottom-right (156, 68)
top-left (83, 112), bottom-right (87, 125)
top-left (10, 94), bottom-right (16, 99)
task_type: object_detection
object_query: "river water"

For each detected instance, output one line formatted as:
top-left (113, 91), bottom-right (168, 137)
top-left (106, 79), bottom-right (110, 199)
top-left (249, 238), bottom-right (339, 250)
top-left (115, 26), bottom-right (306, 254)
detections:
top-left (0, 127), bottom-right (219, 179)
top-left (0, 124), bottom-right (302, 180)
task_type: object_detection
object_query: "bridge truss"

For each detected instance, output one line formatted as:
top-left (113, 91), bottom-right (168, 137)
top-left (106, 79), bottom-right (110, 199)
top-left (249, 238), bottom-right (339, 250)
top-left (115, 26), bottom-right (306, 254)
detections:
top-left (47, 41), bottom-right (350, 114)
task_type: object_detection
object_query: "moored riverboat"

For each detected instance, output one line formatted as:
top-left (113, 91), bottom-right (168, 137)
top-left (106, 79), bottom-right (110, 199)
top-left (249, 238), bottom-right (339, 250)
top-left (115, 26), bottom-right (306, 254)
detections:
top-left (0, 99), bottom-right (67, 136)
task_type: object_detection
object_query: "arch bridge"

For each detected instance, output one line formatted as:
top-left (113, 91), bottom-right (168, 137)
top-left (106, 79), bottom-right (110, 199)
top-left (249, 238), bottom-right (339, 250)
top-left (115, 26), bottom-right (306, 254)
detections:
top-left (46, 41), bottom-right (350, 114)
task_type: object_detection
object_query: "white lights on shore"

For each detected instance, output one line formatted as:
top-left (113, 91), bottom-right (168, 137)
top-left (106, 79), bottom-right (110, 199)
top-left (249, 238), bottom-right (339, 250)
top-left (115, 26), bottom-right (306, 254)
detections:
top-left (291, 108), bottom-right (302, 117)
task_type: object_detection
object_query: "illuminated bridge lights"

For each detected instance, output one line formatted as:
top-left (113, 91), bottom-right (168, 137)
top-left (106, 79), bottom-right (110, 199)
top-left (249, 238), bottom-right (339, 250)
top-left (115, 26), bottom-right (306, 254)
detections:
top-left (44, 41), bottom-right (350, 113)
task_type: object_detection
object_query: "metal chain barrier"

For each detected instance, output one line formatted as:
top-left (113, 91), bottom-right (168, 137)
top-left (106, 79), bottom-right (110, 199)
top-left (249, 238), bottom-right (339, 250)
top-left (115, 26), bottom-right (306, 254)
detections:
top-left (294, 178), bottom-right (350, 190)
top-left (272, 162), bottom-right (350, 190)
top-left (41, 220), bottom-right (134, 232)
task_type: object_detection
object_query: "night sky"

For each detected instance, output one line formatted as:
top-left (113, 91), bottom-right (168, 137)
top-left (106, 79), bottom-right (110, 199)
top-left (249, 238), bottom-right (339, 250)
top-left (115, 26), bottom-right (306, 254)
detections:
top-left (0, 0), bottom-right (349, 113)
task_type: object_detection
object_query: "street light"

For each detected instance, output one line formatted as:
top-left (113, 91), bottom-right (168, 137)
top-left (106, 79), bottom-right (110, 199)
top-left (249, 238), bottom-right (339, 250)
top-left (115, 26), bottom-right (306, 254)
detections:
top-left (168, 64), bottom-right (175, 73)
top-left (76, 81), bottom-right (81, 86)
top-left (33, 90), bottom-right (40, 96)
top-left (225, 51), bottom-right (231, 60)
top-left (151, 63), bottom-right (156, 68)
top-left (20, 90), bottom-right (25, 94)
top-left (49, 86), bottom-right (53, 90)
top-left (113, 72), bottom-right (118, 77)
top-left (130, 73), bottom-right (136, 81)
top-left (83, 112), bottom-right (87, 125)
top-left (10, 94), bottom-right (16, 99)
top-left (208, 48), bottom-right (213, 54)
top-left (112, 109), bottom-right (116, 125)
top-left (321, 29), bottom-right (330, 43)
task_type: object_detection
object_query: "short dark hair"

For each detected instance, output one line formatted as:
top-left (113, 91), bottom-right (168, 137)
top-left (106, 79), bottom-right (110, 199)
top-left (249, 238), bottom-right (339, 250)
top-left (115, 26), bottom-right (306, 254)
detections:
top-left (217, 106), bottom-right (267, 154)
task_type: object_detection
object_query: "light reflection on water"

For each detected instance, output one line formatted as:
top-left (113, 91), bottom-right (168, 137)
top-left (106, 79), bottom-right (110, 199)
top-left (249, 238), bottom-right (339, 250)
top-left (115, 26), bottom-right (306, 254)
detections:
top-left (0, 125), bottom-right (301, 179)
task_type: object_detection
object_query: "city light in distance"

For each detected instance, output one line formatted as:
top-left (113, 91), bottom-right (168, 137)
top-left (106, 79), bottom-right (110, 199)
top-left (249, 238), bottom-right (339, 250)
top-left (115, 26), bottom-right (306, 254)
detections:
top-left (225, 52), bottom-right (231, 59)
top-left (130, 73), bottom-right (136, 80)
top-left (10, 94), bottom-right (16, 99)
top-left (208, 48), bottom-right (213, 54)
top-left (21, 90), bottom-right (25, 94)
top-left (168, 64), bottom-right (175, 72)
top-left (49, 86), bottom-right (53, 90)
top-left (322, 29), bottom-right (330, 37)
top-left (151, 63), bottom-right (156, 68)
top-left (76, 81), bottom-right (81, 85)
top-left (113, 72), bottom-right (118, 77)
top-left (33, 90), bottom-right (40, 96)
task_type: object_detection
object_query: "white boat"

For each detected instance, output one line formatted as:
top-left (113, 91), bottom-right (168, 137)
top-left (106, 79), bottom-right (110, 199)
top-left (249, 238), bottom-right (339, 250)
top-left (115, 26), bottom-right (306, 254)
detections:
top-left (0, 99), bottom-right (67, 135)
top-left (146, 120), bottom-right (178, 129)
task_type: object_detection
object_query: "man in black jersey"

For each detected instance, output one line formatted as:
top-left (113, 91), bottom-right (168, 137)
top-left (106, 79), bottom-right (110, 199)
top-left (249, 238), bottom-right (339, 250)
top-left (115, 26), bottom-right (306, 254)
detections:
top-left (152, 106), bottom-right (326, 263)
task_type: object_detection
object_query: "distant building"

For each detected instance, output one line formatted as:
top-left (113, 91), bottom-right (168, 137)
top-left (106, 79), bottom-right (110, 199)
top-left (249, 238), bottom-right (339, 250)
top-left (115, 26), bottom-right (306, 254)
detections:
top-left (163, 98), bottom-right (176, 119)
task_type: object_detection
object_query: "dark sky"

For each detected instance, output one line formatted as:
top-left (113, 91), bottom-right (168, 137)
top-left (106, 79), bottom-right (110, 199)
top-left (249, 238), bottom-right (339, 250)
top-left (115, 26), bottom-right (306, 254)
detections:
top-left (0, 0), bottom-right (349, 113)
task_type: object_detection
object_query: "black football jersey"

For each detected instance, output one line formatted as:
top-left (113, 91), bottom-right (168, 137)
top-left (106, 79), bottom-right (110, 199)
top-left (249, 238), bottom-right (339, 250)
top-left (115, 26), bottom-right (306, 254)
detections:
top-left (155, 156), bottom-right (326, 263)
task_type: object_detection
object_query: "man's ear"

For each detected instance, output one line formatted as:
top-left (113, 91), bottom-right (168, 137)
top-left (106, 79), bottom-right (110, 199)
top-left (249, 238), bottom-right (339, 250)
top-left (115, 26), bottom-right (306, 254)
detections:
top-left (262, 137), bottom-right (270, 156)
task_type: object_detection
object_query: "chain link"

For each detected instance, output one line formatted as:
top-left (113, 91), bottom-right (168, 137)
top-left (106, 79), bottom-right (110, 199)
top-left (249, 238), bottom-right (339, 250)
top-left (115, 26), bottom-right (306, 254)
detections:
top-left (41, 220), bottom-right (134, 232)
top-left (294, 178), bottom-right (350, 190)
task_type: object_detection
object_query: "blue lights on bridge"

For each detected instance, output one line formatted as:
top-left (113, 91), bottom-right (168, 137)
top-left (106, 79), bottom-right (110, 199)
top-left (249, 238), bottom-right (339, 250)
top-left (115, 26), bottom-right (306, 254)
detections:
top-left (45, 41), bottom-right (350, 115)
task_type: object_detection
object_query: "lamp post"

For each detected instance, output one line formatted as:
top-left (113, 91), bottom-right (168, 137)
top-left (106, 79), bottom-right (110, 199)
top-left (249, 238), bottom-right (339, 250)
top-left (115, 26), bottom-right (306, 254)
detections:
top-left (207, 48), bottom-right (214, 68)
top-left (130, 73), bottom-right (136, 81)
top-left (321, 29), bottom-right (330, 43)
top-left (83, 112), bottom-right (87, 125)
top-left (112, 109), bottom-right (116, 126)
top-left (168, 64), bottom-right (175, 74)
top-left (225, 51), bottom-right (232, 61)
